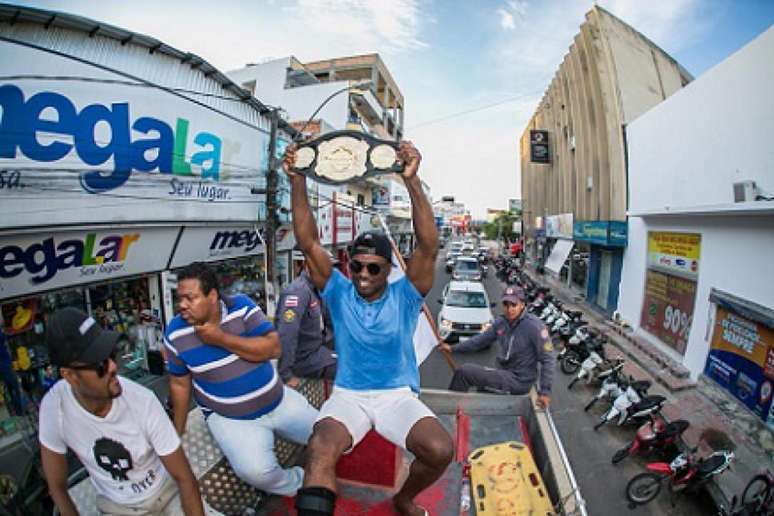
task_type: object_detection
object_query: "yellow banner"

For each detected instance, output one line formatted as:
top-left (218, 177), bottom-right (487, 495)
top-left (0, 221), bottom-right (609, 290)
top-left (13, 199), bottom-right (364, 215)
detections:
top-left (648, 232), bottom-right (701, 260)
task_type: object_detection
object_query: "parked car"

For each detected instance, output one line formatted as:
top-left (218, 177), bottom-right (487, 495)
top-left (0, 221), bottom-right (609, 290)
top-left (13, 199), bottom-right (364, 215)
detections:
top-left (452, 256), bottom-right (483, 281)
top-left (437, 281), bottom-right (494, 343)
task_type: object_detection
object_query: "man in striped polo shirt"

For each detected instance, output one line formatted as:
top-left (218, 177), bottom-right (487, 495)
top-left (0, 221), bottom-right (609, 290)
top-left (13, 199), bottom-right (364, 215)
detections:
top-left (165, 262), bottom-right (318, 496)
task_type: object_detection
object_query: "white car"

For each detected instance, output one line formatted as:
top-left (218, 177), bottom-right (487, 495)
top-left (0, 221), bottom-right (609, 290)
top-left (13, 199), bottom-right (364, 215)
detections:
top-left (452, 256), bottom-right (483, 281)
top-left (437, 281), bottom-right (494, 343)
top-left (446, 242), bottom-right (463, 260)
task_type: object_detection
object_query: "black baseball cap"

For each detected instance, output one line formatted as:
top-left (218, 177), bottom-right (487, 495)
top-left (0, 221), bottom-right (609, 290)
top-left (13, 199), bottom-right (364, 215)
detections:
top-left (349, 231), bottom-right (392, 262)
top-left (46, 307), bottom-right (119, 367)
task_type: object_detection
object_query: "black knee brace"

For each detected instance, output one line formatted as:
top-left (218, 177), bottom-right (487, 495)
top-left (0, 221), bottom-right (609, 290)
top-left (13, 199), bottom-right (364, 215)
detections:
top-left (295, 487), bottom-right (337, 515)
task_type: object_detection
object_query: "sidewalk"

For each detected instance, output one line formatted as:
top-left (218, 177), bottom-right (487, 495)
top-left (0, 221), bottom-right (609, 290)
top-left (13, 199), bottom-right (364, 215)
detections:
top-left (526, 267), bottom-right (774, 507)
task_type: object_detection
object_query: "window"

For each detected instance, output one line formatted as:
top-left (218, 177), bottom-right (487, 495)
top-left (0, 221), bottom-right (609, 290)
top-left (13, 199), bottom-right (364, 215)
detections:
top-left (446, 291), bottom-right (487, 308)
top-left (455, 260), bottom-right (479, 271)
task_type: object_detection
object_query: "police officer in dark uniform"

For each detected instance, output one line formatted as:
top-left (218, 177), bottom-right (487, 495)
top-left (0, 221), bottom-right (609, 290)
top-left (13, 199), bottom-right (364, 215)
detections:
top-left (277, 249), bottom-right (337, 388)
top-left (439, 286), bottom-right (554, 408)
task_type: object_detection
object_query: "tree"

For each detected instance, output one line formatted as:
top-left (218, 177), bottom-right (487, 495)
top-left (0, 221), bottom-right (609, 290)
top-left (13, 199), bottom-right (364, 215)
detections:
top-left (483, 210), bottom-right (521, 242)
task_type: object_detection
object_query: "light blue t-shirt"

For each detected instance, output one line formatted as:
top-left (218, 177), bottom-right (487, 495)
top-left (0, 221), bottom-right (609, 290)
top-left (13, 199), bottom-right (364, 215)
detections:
top-left (322, 268), bottom-right (425, 392)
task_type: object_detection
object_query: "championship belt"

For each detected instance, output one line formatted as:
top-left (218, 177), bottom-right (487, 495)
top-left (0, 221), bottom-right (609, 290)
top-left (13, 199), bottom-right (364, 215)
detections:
top-left (291, 130), bottom-right (404, 184)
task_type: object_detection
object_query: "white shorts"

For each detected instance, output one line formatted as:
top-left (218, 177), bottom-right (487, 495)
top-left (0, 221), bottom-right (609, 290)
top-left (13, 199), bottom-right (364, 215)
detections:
top-left (316, 387), bottom-right (437, 451)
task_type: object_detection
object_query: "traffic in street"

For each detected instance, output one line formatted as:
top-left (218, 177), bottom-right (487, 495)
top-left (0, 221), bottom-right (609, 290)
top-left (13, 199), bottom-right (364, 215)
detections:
top-left (421, 240), bottom-right (713, 516)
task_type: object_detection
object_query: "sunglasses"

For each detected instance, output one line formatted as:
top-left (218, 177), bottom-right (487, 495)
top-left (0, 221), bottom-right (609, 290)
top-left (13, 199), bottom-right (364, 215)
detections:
top-left (349, 260), bottom-right (383, 276)
top-left (67, 350), bottom-right (117, 378)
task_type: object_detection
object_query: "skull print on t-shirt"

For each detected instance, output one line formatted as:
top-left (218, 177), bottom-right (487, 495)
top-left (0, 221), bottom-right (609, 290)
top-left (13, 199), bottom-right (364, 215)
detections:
top-left (93, 437), bottom-right (133, 481)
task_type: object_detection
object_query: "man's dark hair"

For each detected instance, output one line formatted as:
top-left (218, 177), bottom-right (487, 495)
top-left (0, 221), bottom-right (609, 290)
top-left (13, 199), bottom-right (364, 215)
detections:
top-left (178, 262), bottom-right (220, 296)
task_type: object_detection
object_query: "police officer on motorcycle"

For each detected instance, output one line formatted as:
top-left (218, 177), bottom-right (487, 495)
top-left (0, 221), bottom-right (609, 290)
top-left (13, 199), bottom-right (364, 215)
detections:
top-left (439, 286), bottom-right (554, 408)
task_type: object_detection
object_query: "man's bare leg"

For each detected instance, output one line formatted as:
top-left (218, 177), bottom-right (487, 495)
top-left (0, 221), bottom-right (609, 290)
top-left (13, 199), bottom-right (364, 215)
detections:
top-left (303, 418), bottom-right (351, 490)
top-left (393, 417), bottom-right (454, 516)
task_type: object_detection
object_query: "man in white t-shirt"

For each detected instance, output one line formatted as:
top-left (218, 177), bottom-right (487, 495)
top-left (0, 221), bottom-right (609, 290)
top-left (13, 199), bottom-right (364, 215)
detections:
top-left (39, 307), bottom-right (210, 516)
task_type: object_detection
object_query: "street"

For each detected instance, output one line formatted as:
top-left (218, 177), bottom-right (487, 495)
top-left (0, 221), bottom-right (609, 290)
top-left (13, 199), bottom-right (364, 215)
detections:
top-left (420, 249), bottom-right (713, 516)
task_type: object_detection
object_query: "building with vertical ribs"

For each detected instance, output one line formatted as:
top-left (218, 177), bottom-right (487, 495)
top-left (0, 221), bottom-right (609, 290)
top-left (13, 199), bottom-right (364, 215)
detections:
top-left (520, 5), bottom-right (692, 313)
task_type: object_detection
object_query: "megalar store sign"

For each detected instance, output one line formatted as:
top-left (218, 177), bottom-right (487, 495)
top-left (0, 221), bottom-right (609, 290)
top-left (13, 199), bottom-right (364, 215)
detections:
top-left (0, 40), bottom-right (265, 227)
top-left (0, 227), bottom-right (176, 299)
top-left (705, 307), bottom-right (774, 428)
top-left (640, 232), bottom-right (701, 355)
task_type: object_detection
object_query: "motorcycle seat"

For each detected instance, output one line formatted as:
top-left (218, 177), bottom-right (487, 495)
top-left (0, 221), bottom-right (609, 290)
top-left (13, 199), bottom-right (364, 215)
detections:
top-left (567, 310), bottom-right (583, 318)
top-left (634, 395), bottom-right (666, 411)
top-left (697, 455), bottom-right (726, 475)
top-left (631, 380), bottom-right (652, 392)
top-left (660, 420), bottom-right (690, 437)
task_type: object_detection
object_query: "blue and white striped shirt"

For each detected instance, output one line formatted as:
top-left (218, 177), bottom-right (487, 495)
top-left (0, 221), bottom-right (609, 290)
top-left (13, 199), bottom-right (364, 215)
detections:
top-left (164, 294), bottom-right (282, 420)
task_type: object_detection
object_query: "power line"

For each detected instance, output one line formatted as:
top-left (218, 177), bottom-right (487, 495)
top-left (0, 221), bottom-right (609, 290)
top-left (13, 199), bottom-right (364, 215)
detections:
top-left (407, 91), bottom-right (544, 130)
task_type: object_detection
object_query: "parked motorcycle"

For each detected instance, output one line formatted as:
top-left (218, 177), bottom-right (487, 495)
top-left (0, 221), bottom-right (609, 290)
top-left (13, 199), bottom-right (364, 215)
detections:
top-left (626, 449), bottom-right (734, 507)
top-left (560, 335), bottom-right (606, 375)
top-left (567, 350), bottom-right (623, 390)
top-left (612, 416), bottom-right (690, 464)
top-left (594, 380), bottom-right (666, 430)
top-left (584, 369), bottom-right (629, 412)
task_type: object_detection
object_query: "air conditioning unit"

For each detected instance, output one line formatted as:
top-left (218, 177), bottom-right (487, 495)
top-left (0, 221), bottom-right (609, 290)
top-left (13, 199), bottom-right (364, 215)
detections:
top-left (733, 180), bottom-right (758, 202)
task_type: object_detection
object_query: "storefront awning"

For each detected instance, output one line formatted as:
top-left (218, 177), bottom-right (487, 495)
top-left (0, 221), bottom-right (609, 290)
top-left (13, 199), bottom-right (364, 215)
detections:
top-left (545, 239), bottom-right (574, 275)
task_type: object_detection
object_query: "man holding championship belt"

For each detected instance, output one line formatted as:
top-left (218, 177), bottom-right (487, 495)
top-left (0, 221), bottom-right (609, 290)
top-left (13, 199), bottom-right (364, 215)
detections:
top-left (284, 141), bottom-right (453, 516)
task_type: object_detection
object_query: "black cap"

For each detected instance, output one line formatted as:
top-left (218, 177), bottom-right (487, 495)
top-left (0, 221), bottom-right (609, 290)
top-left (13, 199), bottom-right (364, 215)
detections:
top-left (349, 231), bottom-right (392, 262)
top-left (502, 286), bottom-right (526, 303)
top-left (46, 307), bottom-right (119, 367)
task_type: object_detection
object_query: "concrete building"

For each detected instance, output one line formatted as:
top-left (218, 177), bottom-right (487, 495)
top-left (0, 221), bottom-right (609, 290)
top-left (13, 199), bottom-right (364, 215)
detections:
top-left (617, 25), bottom-right (774, 428)
top-left (520, 6), bottom-right (692, 313)
top-left (227, 54), bottom-right (411, 259)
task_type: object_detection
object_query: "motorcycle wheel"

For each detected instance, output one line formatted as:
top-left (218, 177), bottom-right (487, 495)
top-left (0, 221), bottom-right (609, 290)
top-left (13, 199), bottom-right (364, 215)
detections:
top-left (561, 351), bottom-right (581, 375)
top-left (626, 472), bottom-right (662, 505)
top-left (612, 444), bottom-right (632, 464)
top-left (741, 474), bottom-right (770, 513)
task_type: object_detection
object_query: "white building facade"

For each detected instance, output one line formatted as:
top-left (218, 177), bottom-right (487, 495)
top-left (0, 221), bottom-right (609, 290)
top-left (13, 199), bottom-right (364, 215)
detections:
top-left (618, 27), bottom-right (774, 428)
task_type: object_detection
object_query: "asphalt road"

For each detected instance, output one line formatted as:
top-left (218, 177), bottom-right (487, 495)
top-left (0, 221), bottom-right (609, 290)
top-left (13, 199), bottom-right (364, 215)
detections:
top-left (420, 248), bottom-right (711, 516)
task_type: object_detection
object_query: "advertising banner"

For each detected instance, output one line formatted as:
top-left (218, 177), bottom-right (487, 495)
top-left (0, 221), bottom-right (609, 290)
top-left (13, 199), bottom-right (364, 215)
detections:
top-left (545, 213), bottom-right (573, 239)
top-left (705, 307), bottom-right (774, 428)
top-left (573, 220), bottom-right (628, 247)
top-left (530, 130), bottom-right (550, 163)
top-left (169, 226), bottom-right (263, 268)
top-left (647, 232), bottom-right (701, 278)
top-left (0, 227), bottom-right (178, 300)
top-left (640, 269), bottom-right (697, 354)
top-left (0, 40), bottom-right (268, 229)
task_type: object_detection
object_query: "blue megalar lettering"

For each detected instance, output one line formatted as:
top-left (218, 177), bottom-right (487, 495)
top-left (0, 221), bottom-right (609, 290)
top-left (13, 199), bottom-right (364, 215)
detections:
top-left (0, 84), bottom-right (222, 193)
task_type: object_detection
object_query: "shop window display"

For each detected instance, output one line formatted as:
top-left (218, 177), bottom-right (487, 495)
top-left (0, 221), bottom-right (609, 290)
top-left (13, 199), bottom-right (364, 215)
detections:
top-left (87, 277), bottom-right (160, 378)
top-left (0, 288), bottom-right (86, 442)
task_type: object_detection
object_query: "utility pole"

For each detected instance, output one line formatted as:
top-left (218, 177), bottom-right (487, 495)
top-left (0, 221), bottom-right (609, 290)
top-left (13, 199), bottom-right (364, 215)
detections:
top-left (265, 108), bottom-right (280, 318)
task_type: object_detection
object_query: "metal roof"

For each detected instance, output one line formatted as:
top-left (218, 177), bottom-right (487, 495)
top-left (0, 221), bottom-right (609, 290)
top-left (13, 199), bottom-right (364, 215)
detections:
top-left (0, 2), bottom-right (298, 136)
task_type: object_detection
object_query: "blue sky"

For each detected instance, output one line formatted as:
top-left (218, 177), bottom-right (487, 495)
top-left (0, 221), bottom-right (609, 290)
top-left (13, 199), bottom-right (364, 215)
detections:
top-left (9, 0), bottom-right (774, 217)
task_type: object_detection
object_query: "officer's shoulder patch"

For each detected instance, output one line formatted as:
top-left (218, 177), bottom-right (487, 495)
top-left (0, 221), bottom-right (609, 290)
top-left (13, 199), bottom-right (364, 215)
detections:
top-left (283, 309), bottom-right (296, 322)
top-left (544, 340), bottom-right (554, 352)
top-left (540, 328), bottom-right (549, 339)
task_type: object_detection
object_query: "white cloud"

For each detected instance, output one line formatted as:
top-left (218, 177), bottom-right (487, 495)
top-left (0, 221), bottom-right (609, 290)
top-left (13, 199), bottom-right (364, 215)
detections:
top-left (498, 8), bottom-right (516, 30)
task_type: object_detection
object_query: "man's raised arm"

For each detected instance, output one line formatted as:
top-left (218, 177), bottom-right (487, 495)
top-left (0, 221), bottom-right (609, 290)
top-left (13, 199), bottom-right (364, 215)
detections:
top-left (283, 145), bottom-right (332, 290)
top-left (401, 141), bottom-right (438, 296)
